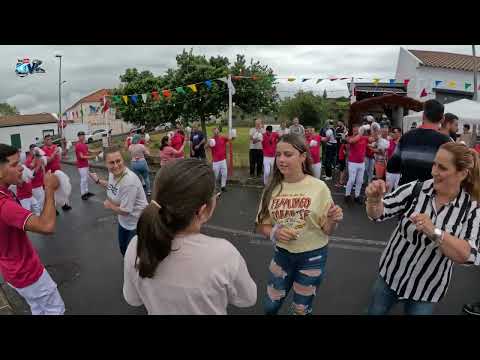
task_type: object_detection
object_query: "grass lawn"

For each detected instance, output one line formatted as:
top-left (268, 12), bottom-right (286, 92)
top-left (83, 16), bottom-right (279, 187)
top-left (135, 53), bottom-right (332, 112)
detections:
top-left (90, 126), bottom-right (252, 168)
top-left (149, 126), bottom-right (251, 168)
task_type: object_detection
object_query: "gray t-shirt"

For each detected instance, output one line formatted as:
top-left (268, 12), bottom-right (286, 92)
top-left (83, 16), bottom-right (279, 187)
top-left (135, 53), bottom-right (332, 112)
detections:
top-left (107, 168), bottom-right (148, 230)
top-left (289, 124), bottom-right (305, 136)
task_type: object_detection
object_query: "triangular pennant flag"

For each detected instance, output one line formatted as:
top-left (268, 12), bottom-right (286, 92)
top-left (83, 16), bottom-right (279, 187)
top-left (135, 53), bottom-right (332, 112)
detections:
top-left (329, 77), bottom-right (338, 81)
top-left (339, 77), bottom-right (349, 80)
top-left (389, 79), bottom-right (395, 84)
top-left (287, 77), bottom-right (296, 82)
top-left (113, 95), bottom-right (121, 103)
top-left (204, 80), bottom-right (212, 89)
top-left (101, 96), bottom-right (110, 113)
top-left (301, 78), bottom-right (310, 82)
top-left (187, 84), bottom-right (197, 93)
top-left (465, 82), bottom-right (472, 90)
top-left (89, 105), bottom-right (96, 113)
top-left (130, 95), bottom-right (138, 104)
top-left (448, 81), bottom-right (456, 88)
top-left (151, 91), bottom-right (160, 101)
top-left (435, 80), bottom-right (443, 87)
top-left (372, 78), bottom-right (380, 85)
top-left (122, 95), bottom-right (128, 105)
top-left (403, 79), bottom-right (410, 86)
top-left (316, 79), bottom-right (323, 84)
top-left (176, 87), bottom-right (186, 95)
top-left (141, 93), bottom-right (148, 103)
top-left (218, 77), bottom-right (228, 84)
top-left (162, 89), bottom-right (171, 98)
top-left (420, 88), bottom-right (428, 97)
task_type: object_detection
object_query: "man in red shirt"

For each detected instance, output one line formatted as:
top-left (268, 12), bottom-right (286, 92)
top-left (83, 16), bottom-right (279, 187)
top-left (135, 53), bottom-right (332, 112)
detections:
top-left (75, 131), bottom-right (98, 201)
top-left (305, 127), bottom-right (324, 179)
top-left (25, 144), bottom-right (45, 211)
top-left (42, 134), bottom-right (72, 211)
top-left (345, 124), bottom-right (370, 204)
top-left (207, 127), bottom-right (231, 192)
top-left (262, 125), bottom-right (278, 185)
top-left (171, 126), bottom-right (186, 159)
top-left (0, 143), bottom-right (65, 315)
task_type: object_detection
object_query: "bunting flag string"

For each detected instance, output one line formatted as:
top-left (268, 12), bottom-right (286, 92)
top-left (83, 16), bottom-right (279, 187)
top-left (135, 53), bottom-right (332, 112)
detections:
top-left (420, 88), bottom-right (428, 98)
top-left (187, 84), bottom-right (197, 92)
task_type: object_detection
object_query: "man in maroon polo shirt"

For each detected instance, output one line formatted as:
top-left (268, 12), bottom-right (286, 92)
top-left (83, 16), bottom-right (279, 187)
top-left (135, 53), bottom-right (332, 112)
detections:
top-left (0, 143), bottom-right (65, 315)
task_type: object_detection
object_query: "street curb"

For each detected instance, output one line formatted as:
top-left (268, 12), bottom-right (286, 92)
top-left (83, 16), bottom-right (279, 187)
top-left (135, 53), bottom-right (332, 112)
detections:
top-left (61, 160), bottom-right (264, 189)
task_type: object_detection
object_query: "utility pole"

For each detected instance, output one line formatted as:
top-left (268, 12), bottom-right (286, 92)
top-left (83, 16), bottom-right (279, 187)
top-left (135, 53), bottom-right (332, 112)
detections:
top-left (473, 45), bottom-right (478, 101)
top-left (55, 53), bottom-right (63, 137)
top-left (227, 74), bottom-right (233, 176)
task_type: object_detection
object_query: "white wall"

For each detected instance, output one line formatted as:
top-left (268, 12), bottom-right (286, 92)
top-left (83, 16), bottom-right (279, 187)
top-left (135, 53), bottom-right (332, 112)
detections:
top-left (0, 123), bottom-right (58, 152)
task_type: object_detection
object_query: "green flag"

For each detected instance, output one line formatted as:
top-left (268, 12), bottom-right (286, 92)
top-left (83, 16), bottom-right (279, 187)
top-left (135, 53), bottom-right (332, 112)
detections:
top-left (176, 87), bottom-right (186, 95)
top-left (465, 82), bottom-right (472, 90)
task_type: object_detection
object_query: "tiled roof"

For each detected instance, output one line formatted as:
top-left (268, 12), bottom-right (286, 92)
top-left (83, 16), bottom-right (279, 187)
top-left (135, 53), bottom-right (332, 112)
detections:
top-left (409, 49), bottom-right (480, 72)
top-left (67, 89), bottom-right (111, 110)
top-left (0, 113), bottom-right (58, 128)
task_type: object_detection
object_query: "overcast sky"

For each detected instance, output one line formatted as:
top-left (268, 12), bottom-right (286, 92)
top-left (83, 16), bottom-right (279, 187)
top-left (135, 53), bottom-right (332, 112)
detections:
top-left (0, 45), bottom-right (474, 115)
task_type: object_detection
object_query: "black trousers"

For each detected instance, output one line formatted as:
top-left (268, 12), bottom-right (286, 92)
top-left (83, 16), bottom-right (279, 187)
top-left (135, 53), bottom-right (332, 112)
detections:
top-left (324, 144), bottom-right (337, 178)
top-left (249, 149), bottom-right (264, 176)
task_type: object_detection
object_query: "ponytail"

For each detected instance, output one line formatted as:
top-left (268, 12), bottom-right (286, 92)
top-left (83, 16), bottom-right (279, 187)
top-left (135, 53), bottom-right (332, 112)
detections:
top-left (465, 148), bottom-right (480, 202)
top-left (135, 159), bottom-right (215, 278)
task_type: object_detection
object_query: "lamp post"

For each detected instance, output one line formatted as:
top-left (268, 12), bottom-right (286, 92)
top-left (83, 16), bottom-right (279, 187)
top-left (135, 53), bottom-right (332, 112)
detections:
top-left (473, 45), bottom-right (478, 101)
top-left (55, 53), bottom-right (63, 137)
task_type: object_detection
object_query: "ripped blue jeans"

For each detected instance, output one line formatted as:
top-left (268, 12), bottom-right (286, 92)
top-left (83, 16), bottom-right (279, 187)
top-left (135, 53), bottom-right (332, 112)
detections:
top-left (264, 246), bottom-right (328, 315)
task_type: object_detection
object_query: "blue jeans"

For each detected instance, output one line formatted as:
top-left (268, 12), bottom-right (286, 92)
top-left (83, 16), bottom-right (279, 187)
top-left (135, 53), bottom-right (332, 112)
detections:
top-left (118, 223), bottom-right (136, 257)
top-left (264, 246), bottom-right (328, 315)
top-left (364, 157), bottom-right (375, 184)
top-left (367, 276), bottom-right (435, 315)
top-left (131, 159), bottom-right (151, 194)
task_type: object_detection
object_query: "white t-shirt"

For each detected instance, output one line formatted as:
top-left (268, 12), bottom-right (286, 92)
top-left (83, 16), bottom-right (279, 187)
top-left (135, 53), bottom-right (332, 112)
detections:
top-left (289, 124), bottom-right (305, 136)
top-left (325, 128), bottom-right (337, 144)
top-left (107, 168), bottom-right (148, 230)
top-left (123, 233), bottom-right (257, 315)
top-left (276, 128), bottom-right (290, 137)
top-left (249, 128), bottom-right (264, 150)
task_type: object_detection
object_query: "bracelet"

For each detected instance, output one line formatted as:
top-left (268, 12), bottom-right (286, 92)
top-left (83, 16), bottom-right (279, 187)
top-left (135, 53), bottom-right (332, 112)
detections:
top-left (270, 224), bottom-right (281, 243)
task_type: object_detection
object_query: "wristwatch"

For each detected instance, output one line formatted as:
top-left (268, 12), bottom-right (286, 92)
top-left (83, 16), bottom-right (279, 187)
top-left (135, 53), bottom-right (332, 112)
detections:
top-left (432, 228), bottom-right (444, 245)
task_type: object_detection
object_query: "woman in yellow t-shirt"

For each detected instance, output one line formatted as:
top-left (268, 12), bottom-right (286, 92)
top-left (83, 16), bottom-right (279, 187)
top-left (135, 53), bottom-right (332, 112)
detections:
top-left (256, 134), bottom-right (343, 315)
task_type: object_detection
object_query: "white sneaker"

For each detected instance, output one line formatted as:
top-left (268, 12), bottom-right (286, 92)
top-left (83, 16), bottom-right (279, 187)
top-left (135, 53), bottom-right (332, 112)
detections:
top-left (324, 177), bottom-right (332, 181)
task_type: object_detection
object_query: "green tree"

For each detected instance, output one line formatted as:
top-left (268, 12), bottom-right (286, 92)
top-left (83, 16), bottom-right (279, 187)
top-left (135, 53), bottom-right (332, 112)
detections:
top-left (279, 91), bottom-right (329, 129)
top-left (112, 49), bottom-right (279, 136)
top-left (0, 103), bottom-right (19, 116)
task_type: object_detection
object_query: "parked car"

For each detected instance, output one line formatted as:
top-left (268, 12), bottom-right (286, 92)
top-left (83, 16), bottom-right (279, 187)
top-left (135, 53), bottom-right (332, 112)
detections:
top-left (154, 122), bottom-right (172, 132)
top-left (85, 129), bottom-right (112, 143)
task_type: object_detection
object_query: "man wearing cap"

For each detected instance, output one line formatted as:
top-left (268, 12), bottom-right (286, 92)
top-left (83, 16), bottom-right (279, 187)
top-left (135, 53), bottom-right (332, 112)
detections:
top-left (75, 132), bottom-right (97, 201)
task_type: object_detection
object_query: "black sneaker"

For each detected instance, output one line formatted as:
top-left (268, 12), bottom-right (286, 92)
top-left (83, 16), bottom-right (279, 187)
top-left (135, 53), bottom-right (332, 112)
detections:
top-left (344, 195), bottom-right (352, 204)
top-left (221, 187), bottom-right (227, 192)
top-left (86, 192), bottom-right (95, 198)
top-left (81, 194), bottom-right (88, 201)
top-left (62, 204), bottom-right (72, 211)
top-left (463, 302), bottom-right (480, 315)
top-left (354, 197), bottom-right (364, 205)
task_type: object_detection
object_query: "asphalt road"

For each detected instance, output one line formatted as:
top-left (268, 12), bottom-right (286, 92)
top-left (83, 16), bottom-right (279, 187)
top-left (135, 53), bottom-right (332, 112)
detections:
top-left (2, 164), bottom-right (479, 315)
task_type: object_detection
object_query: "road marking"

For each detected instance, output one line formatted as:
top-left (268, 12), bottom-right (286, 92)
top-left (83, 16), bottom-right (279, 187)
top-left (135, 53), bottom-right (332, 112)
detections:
top-left (203, 224), bottom-right (386, 252)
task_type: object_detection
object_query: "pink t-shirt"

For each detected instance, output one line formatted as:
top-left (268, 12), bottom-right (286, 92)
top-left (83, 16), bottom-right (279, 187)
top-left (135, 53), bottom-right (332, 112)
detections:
top-left (348, 135), bottom-right (370, 163)
top-left (171, 132), bottom-right (185, 158)
top-left (75, 142), bottom-right (89, 168)
top-left (25, 154), bottom-right (44, 189)
top-left (211, 136), bottom-right (228, 162)
top-left (160, 146), bottom-right (180, 166)
top-left (0, 187), bottom-right (44, 288)
top-left (129, 144), bottom-right (147, 161)
top-left (262, 132), bottom-right (278, 158)
top-left (42, 145), bottom-right (61, 172)
top-left (306, 134), bottom-right (322, 164)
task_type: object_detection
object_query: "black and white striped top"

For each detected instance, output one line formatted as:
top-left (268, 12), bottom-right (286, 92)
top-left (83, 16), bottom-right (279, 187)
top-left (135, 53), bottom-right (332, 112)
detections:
top-left (372, 179), bottom-right (480, 303)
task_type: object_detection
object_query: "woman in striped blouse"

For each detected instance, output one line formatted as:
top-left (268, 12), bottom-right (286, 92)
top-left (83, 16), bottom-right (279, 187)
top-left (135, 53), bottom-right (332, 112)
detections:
top-left (365, 142), bottom-right (480, 315)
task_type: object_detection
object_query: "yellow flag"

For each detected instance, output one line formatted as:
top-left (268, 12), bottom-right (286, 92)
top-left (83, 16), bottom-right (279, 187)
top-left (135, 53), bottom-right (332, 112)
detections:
top-left (122, 95), bottom-right (128, 104)
top-left (187, 84), bottom-right (197, 93)
top-left (448, 81), bottom-right (456, 88)
top-left (373, 78), bottom-right (380, 85)
top-left (287, 77), bottom-right (296, 82)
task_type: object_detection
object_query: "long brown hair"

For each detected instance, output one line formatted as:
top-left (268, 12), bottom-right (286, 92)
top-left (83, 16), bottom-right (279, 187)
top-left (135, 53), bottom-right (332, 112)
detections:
top-left (256, 134), bottom-right (314, 224)
top-left (439, 142), bottom-right (480, 201)
top-left (135, 158), bottom-right (215, 278)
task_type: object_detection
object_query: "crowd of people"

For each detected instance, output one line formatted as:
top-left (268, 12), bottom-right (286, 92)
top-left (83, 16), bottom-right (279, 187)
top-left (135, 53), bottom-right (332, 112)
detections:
top-left (1, 97), bottom-right (480, 315)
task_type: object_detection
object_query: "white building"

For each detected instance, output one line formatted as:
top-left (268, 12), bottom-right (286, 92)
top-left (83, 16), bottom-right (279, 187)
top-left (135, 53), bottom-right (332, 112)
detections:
top-left (65, 89), bottom-right (133, 135)
top-left (395, 48), bottom-right (480, 104)
top-left (0, 113), bottom-right (59, 152)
